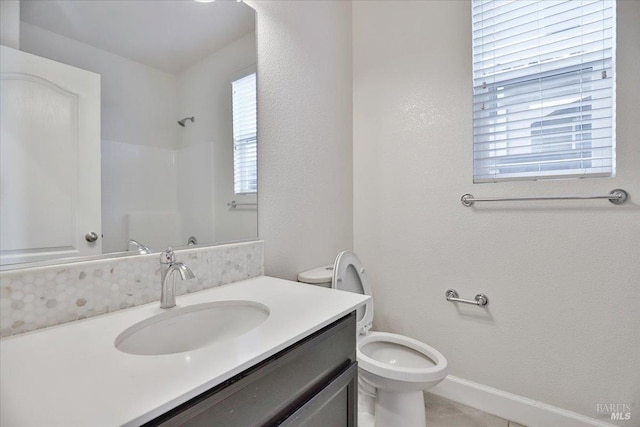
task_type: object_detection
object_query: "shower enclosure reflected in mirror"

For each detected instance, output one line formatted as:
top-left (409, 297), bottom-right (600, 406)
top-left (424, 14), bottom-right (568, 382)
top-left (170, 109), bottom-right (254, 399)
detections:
top-left (0, 0), bottom-right (257, 267)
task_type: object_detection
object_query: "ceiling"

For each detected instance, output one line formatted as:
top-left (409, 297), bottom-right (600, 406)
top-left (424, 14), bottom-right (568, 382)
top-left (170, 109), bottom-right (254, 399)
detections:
top-left (20, 0), bottom-right (255, 74)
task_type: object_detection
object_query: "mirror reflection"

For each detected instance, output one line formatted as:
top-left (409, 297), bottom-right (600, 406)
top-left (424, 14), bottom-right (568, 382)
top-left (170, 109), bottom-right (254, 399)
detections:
top-left (0, 0), bottom-right (257, 267)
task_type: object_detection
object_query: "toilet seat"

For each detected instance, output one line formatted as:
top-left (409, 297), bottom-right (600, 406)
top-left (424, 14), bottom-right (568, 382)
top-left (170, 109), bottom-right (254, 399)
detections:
top-left (332, 251), bottom-right (374, 335)
top-left (357, 331), bottom-right (447, 384)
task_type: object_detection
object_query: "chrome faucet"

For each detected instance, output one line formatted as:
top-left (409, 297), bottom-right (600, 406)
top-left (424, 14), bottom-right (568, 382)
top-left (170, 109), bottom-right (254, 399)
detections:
top-left (159, 247), bottom-right (195, 309)
top-left (128, 239), bottom-right (151, 254)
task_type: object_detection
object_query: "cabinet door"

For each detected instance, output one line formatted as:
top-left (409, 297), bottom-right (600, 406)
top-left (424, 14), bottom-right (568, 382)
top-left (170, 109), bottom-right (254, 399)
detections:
top-left (279, 361), bottom-right (358, 427)
top-left (0, 45), bottom-right (101, 265)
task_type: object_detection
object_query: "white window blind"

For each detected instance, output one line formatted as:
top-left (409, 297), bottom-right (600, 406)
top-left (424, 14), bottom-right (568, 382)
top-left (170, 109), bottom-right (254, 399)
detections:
top-left (232, 72), bottom-right (257, 194)
top-left (472, 0), bottom-right (616, 182)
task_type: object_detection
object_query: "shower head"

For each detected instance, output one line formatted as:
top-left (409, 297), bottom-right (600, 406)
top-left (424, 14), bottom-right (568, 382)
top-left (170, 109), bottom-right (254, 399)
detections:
top-left (178, 116), bottom-right (195, 127)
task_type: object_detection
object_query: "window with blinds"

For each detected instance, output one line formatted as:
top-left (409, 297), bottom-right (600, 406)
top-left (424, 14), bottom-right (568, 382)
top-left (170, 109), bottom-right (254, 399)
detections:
top-left (472, 0), bottom-right (616, 183)
top-left (232, 72), bottom-right (257, 194)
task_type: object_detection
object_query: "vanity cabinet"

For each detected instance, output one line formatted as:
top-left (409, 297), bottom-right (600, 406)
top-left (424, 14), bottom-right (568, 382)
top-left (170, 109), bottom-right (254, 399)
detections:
top-left (144, 312), bottom-right (357, 427)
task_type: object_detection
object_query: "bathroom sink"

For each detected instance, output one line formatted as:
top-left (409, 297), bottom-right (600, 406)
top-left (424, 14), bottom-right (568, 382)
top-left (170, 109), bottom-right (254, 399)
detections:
top-left (114, 300), bottom-right (270, 355)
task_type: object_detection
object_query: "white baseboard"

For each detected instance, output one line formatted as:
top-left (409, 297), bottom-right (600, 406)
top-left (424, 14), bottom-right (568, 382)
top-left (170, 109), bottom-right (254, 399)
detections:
top-left (428, 375), bottom-right (619, 427)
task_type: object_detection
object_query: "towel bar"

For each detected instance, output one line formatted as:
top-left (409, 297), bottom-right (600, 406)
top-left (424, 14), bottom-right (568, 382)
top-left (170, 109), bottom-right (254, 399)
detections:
top-left (446, 289), bottom-right (488, 307)
top-left (228, 200), bottom-right (258, 209)
top-left (460, 189), bottom-right (628, 207)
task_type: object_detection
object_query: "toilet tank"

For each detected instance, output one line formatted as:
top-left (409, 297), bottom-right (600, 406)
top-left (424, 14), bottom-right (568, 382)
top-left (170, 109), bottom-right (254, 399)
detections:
top-left (297, 265), bottom-right (334, 288)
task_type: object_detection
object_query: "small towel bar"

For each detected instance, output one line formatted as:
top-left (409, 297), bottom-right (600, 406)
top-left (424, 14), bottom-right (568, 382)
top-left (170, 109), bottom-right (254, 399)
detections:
top-left (446, 289), bottom-right (488, 307)
top-left (227, 200), bottom-right (258, 209)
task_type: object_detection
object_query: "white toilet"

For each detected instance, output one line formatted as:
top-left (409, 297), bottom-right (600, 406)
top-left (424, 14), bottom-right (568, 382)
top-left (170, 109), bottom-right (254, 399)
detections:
top-left (298, 251), bottom-right (448, 427)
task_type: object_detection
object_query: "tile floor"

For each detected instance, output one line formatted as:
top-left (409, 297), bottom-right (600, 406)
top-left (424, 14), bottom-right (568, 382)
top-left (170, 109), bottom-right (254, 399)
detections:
top-left (424, 392), bottom-right (527, 427)
top-left (359, 391), bottom-right (527, 427)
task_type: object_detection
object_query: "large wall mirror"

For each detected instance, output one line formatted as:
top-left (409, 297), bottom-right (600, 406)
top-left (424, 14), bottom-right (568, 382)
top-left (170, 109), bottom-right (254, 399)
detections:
top-left (0, 0), bottom-right (257, 268)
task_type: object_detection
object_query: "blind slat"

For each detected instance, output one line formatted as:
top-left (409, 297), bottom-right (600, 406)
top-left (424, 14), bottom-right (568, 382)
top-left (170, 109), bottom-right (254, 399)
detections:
top-left (474, 107), bottom-right (613, 132)
top-left (474, 51), bottom-right (613, 82)
top-left (473, 111), bottom-right (613, 138)
top-left (473, 37), bottom-right (614, 77)
top-left (472, 2), bottom-right (611, 43)
top-left (475, 147), bottom-right (613, 162)
top-left (474, 131), bottom-right (613, 148)
top-left (473, 72), bottom-right (612, 104)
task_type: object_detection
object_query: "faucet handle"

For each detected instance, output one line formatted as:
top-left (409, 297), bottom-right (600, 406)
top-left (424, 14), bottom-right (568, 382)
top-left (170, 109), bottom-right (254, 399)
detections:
top-left (160, 246), bottom-right (175, 265)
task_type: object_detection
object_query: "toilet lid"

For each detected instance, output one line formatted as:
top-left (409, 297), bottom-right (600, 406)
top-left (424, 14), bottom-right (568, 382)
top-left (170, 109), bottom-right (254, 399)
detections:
top-left (332, 251), bottom-right (374, 335)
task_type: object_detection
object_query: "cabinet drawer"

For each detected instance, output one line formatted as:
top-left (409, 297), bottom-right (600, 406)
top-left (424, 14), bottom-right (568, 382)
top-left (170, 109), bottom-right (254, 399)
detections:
top-left (146, 312), bottom-right (356, 427)
top-left (280, 361), bottom-right (357, 427)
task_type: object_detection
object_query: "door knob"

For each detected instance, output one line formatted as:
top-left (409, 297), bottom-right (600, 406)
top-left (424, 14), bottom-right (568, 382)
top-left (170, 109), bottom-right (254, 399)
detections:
top-left (85, 232), bottom-right (99, 242)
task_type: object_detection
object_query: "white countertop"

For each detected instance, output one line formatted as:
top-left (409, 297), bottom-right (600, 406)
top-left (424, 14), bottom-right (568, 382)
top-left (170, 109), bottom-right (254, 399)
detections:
top-left (0, 276), bottom-right (369, 427)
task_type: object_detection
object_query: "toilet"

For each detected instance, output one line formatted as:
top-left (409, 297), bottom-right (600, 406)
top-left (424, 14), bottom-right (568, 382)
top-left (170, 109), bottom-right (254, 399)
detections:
top-left (298, 251), bottom-right (448, 427)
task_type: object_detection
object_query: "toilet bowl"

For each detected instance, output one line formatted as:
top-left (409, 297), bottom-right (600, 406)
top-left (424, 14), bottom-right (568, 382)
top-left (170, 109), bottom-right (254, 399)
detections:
top-left (298, 251), bottom-right (448, 427)
top-left (358, 332), bottom-right (447, 392)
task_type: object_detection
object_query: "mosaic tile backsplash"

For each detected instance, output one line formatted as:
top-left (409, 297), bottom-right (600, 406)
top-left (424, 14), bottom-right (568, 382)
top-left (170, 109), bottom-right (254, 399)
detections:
top-left (0, 241), bottom-right (264, 337)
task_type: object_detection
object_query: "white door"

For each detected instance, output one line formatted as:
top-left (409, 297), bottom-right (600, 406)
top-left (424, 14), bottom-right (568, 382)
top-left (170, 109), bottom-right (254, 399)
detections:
top-left (0, 45), bottom-right (101, 265)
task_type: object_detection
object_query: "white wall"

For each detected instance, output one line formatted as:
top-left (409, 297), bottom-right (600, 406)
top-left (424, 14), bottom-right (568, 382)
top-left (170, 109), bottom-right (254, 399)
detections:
top-left (101, 141), bottom-right (178, 253)
top-left (249, 0), bottom-right (353, 279)
top-left (353, 1), bottom-right (640, 423)
top-left (0, 0), bottom-right (20, 49)
top-left (175, 143), bottom-right (214, 246)
top-left (176, 32), bottom-right (257, 244)
top-left (20, 23), bottom-right (178, 150)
